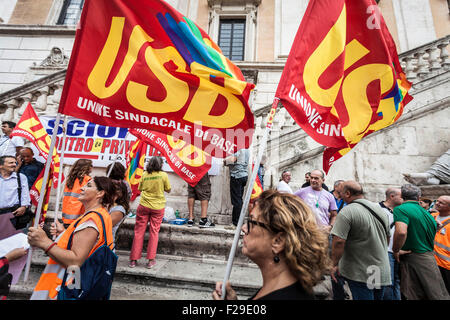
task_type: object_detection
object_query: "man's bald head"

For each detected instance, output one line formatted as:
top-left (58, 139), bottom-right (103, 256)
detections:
top-left (343, 181), bottom-right (363, 195)
top-left (385, 187), bottom-right (403, 207)
top-left (435, 195), bottom-right (450, 216)
top-left (20, 147), bottom-right (34, 164)
top-left (341, 181), bottom-right (364, 203)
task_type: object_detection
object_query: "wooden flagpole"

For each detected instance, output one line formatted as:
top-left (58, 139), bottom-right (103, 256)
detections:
top-left (23, 112), bottom-right (62, 282)
top-left (221, 98), bottom-right (280, 299)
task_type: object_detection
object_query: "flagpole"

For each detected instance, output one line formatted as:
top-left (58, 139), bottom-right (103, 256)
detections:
top-left (221, 98), bottom-right (279, 299)
top-left (107, 131), bottom-right (129, 177)
top-left (23, 112), bottom-right (62, 282)
top-left (52, 115), bottom-right (67, 240)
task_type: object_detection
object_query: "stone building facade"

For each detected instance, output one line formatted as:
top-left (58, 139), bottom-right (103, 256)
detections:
top-left (0, 0), bottom-right (449, 222)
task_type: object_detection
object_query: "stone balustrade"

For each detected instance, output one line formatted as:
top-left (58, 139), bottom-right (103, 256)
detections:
top-left (400, 35), bottom-right (450, 81)
top-left (0, 69), bottom-right (66, 121)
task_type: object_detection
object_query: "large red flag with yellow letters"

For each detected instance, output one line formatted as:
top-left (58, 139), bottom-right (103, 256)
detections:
top-left (276, 0), bottom-right (412, 173)
top-left (58, 0), bottom-right (254, 158)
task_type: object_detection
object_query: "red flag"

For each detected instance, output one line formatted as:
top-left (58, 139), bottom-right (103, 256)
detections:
top-left (131, 128), bottom-right (211, 187)
top-left (29, 168), bottom-right (53, 225)
top-left (59, 0), bottom-right (255, 158)
top-left (125, 139), bottom-right (148, 201)
top-left (10, 103), bottom-right (64, 222)
top-left (10, 103), bottom-right (63, 188)
top-left (276, 0), bottom-right (412, 173)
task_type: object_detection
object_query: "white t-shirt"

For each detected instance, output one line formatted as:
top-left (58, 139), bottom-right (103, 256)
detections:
top-left (0, 135), bottom-right (24, 156)
top-left (277, 180), bottom-right (293, 194)
top-left (380, 205), bottom-right (395, 253)
top-left (109, 205), bottom-right (127, 241)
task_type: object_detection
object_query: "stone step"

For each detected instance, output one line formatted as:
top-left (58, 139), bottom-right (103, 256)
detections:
top-left (9, 249), bottom-right (262, 300)
top-left (46, 194), bottom-right (234, 225)
top-left (44, 213), bottom-right (250, 264)
top-left (9, 249), bottom-right (332, 300)
top-left (114, 218), bottom-right (251, 264)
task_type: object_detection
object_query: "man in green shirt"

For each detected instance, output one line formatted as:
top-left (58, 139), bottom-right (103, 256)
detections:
top-left (393, 184), bottom-right (449, 300)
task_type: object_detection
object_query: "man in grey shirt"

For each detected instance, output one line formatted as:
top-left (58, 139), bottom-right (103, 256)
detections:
top-left (224, 149), bottom-right (249, 227)
top-left (331, 181), bottom-right (391, 300)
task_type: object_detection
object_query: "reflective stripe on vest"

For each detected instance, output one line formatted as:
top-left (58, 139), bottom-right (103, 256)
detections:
top-left (61, 176), bottom-right (90, 224)
top-left (61, 212), bottom-right (83, 221)
top-left (30, 264), bottom-right (65, 300)
top-left (63, 191), bottom-right (80, 198)
top-left (434, 240), bottom-right (450, 252)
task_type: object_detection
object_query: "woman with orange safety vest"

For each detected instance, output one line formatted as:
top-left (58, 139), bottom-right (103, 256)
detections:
top-left (27, 176), bottom-right (115, 300)
top-left (61, 159), bottom-right (93, 226)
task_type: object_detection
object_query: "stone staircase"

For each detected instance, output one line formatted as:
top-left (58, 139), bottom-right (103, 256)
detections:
top-left (9, 217), bottom-right (332, 300)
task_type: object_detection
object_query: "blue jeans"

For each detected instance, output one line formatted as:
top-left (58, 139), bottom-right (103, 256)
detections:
top-left (345, 278), bottom-right (386, 300)
top-left (332, 273), bottom-right (348, 300)
top-left (382, 252), bottom-right (401, 300)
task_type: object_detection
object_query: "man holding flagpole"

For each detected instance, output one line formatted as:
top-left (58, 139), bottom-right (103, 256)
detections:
top-left (224, 149), bottom-right (250, 228)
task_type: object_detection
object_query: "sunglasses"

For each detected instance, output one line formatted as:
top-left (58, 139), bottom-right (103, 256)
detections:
top-left (246, 218), bottom-right (270, 234)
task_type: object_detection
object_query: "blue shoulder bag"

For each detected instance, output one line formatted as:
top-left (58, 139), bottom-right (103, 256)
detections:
top-left (57, 211), bottom-right (118, 300)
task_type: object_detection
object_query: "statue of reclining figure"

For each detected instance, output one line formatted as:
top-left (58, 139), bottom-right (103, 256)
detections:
top-left (403, 149), bottom-right (450, 185)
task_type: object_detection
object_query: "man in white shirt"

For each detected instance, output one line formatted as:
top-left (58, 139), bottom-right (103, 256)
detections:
top-left (276, 170), bottom-right (293, 194)
top-left (0, 155), bottom-right (31, 240)
top-left (378, 187), bottom-right (403, 300)
top-left (0, 121), bottom-right (24, 157)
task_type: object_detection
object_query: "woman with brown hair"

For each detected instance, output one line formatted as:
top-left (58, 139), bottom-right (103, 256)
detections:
top-left (61, 159), bottom-right (93, 226)
top-left (213, 190), bottom-right (331, 300)
top-left (28, 176), bottom-right (116, 300)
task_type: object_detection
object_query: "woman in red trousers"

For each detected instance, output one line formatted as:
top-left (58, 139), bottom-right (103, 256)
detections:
top-left (129, 156), bottom-right (171, 269)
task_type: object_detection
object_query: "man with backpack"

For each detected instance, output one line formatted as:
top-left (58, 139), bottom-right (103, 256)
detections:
top-left (331, 181), bottom-right (391, 300)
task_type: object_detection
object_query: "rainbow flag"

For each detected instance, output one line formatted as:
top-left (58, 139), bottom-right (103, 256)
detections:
top-left (250, 165), bottom-right (263, 201)
top-left (125, 139), bottom-right (148, 201)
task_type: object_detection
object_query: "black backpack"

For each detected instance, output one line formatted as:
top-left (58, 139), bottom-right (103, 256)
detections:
top-left (57, 211), bottom-right (118, 300)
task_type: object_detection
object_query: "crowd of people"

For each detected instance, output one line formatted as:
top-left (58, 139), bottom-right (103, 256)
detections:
top-left (274, 168), bottom-right (450, 300)
top-left (0, 124), bottom-right (449, 300)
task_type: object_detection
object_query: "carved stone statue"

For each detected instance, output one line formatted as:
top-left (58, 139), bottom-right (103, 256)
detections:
top-left (403, 149), bottom-right (450, 185)
top-left (38, 47), bottom-right (69, 68)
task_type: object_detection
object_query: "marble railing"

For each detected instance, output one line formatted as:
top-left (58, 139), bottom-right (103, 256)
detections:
top-left (0, 69), bottom-right (66, 121)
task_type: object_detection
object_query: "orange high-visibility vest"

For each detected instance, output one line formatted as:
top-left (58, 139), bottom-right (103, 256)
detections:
top-left (31, 207), bottom-right (113, 300)
top-left (432, 212), bottom-right (450, 270)
top-left (61, 175), bottom-right (90, 225)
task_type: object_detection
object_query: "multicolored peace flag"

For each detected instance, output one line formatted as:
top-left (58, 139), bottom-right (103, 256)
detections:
top-left (125, 138), bottom-right (148, 201)
top-left (130, 128), bottom-right (212, 187)
top-left (276, 0), bottom-right (412, 173)
top-left (250, 164), bottom-right (263, 202)
top-left (59, 0), bottom-right (255, 158)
